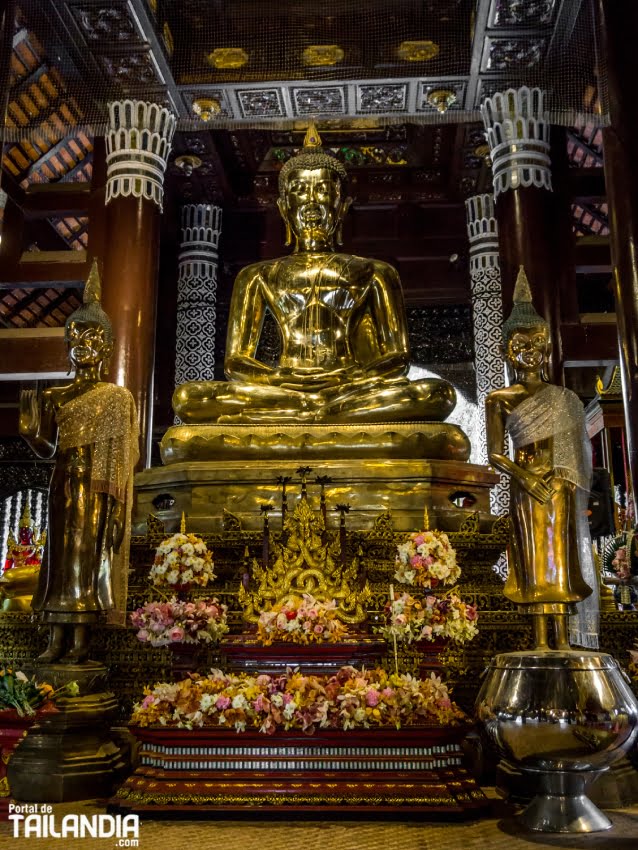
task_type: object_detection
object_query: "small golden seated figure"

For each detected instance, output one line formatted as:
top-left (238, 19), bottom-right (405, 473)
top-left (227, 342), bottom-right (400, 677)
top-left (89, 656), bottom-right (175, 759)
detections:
top-left (173, 125), bottom-right (456, 429)
top-left (0, 502), bottom-right (45, 612)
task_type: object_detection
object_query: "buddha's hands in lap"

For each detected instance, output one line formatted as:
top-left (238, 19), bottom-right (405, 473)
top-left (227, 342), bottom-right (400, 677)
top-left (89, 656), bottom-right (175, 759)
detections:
top-left (275, 365), bottom-right (363, 392)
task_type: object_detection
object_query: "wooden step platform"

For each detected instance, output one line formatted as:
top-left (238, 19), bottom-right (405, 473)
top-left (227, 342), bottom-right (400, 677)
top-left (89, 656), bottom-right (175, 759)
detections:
top-left (110, 725), bottom-right (488, 816)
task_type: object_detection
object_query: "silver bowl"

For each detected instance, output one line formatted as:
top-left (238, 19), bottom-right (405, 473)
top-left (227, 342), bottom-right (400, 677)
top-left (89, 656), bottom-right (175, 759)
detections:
top-left (476, 650), bottom-right (638, 832)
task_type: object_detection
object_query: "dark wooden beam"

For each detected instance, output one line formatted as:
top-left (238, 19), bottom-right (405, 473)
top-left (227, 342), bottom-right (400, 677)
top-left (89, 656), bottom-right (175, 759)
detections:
top-left (0, 327), bottom-right (68, 377)
top-left (0, 250), bottom-right (90, 285)
top-left (561, 320), bottom-right (618, 365)
top-left (574, 237), bottom-right (612, 273)
top-left (21, 184), bottom-right (91, 217)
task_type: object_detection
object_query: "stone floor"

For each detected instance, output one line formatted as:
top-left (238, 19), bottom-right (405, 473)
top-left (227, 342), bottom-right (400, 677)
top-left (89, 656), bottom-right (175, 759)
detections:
top-left (1, 793), bottom-right (638, 850)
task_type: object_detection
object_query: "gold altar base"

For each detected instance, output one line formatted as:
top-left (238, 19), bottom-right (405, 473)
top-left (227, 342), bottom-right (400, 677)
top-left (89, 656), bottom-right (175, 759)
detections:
top-left (221, 634), bottom-right (387, 675)
top-left (135, 457), bottom-right (498, 533)
top-left (160, 422), bottom-right (471, 464)
top-left (7, 663), bottom-right (126, 803)
top-left (110, 725), bottom-right (488, 816)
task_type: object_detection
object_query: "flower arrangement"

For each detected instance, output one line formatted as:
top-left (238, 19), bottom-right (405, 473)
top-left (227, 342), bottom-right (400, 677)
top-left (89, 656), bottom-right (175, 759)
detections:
top-left (130, 665), bottom-right (465, 733)
top-left (612, 544), bottom-right (631, 581)
top-left (149, 531), bottom-right (215, 590)
top-left (0, 667), bottom-right (79, 717)
top-left (395, 530), bottom-right (460, 589)
top-left (603, 528), bottom-right (637, 583)
top-left (257, 594), bottom-right (348, 646)
top-left (378, 592), bottom-right (478, 646)
top-left (130, 597), bottom-right (228, 647)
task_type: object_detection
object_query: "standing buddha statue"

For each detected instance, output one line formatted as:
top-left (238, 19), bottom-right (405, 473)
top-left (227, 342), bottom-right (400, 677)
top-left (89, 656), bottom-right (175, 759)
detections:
top-left (19, 260), bottom-right (139, 664)
top-left (485, 267), bottom-right (598, 650)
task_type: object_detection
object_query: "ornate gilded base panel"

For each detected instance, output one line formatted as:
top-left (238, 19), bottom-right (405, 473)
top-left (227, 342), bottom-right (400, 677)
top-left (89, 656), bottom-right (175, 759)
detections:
top-left (134, 458), bottom-right (498, 533)
top-left (160, 422), bottom-right (471, 465)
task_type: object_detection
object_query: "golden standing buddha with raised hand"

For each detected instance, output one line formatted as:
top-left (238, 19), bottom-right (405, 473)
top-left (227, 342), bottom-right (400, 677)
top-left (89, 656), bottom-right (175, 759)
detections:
top-left (19, 261), bottom-right (139, 664)
top-left (173, 124), bottom-right (456, 425)
top-left (485, 267), bottom-right (597, 651)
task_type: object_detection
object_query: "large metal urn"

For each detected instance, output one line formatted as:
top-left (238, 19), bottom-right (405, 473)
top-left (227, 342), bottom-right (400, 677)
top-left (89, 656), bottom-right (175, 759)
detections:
top-left (476, 651), bottom-right (638, 833)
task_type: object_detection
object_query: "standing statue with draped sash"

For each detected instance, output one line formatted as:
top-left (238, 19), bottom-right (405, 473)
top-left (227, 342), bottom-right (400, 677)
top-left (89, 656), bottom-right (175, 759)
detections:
top-left (19, 260), bottom-right (139, 664)
top-left (485, 267), bottom-right (598, 650)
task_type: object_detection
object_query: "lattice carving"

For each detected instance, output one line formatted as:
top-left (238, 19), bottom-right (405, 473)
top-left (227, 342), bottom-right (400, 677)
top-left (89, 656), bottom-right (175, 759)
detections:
top-left (465, 194), bottom-right (509, 517)
top-left (480, 86), bottom-right (552, 198)
top-left (105, 100), bottom-right (177, 210)
top-left (174, 204), bottom-right (223, 399)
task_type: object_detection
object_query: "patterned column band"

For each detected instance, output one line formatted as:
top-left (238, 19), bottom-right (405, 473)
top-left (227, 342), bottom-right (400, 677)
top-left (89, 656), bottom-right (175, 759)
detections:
top-left (106, 100), bottom-right (177, 210)
top-left (175, 204), bottom-right (223, 390)
top-left (465, 193), bottom-right (509, 518)
top-left (480, 86), bottom-right (552, 198)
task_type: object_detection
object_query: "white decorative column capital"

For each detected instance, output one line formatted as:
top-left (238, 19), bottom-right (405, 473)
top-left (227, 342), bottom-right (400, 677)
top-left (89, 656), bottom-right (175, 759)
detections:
top-left (465, 193), bottom-right (500, 279)
top-left (105, 100), bottom-right (177, 211)
top-left (180, 203), bottom-right (222, 262)
top-left (480, 86), bottom-right (552, 198)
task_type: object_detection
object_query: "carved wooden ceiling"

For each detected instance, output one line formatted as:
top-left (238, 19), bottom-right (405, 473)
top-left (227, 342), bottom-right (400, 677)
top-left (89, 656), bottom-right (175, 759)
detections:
top-left (27, 0), bottom-right (595, 127)
top-left (0, 0), bottom-right (609, 331)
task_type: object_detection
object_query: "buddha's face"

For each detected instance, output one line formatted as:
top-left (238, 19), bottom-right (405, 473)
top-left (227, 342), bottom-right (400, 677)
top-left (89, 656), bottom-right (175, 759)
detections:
top-left (506, 325), bottom-right (550, 373)
top-left (67, 320), bottom-right (112, 370)
top-left (278, 167), bottom-right (348, 245)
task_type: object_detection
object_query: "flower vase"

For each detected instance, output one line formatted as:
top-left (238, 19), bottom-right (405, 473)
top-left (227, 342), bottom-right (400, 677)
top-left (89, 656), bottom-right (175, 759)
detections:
top-left (168, 642), bottom-right (201, 681)
top-left (415, 637), bottom-right (449, 677)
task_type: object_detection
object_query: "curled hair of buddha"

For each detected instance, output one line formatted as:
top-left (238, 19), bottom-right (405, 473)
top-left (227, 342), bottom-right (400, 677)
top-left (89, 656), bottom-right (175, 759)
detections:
top-left (65, 258), bottom-right (113, 345)
top-left (501, 266), bottom-right (549, 344)
top-left (278, 123), bottom-right (347, 196)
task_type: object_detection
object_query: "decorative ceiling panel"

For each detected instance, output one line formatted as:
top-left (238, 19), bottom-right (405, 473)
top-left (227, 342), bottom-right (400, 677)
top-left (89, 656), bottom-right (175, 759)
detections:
top-left (4, 0), bottom-right (600, 133)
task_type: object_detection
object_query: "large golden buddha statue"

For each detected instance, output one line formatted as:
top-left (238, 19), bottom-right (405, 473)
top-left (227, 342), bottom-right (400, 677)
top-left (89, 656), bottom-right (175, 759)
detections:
top-left (173, 125), bottom-right (455, 426)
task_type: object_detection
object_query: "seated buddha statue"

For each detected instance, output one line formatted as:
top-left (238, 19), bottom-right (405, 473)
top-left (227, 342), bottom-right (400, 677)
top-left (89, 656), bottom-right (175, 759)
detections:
top-left (173, 125), bottom-right (456, 426)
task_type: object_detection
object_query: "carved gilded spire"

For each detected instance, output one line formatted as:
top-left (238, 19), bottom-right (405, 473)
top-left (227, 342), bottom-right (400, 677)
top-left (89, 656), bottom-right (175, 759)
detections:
top-left (19, 500), bottom-right (32, 528)
top-left (512, 265), bottom-right (533, 304)
top-left (239, 496), bottom-right (369, 625)
top-left (303, 122), bottom-right (322, 149)
top-left (501, 265), bottom-right (548, 342)
top-left (84, 258), bottom-right (102, 304)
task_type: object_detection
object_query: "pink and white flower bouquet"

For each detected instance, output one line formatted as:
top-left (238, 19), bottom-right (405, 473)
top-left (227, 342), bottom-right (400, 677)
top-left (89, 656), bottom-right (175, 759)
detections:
top-left (130, 665), bottom-right (466, 733)
top-left (612, 544), bottom-right (631, 581)
top-left (130, 597), bottom-right (228, 647)
top-left (378, 591), bottom-right (478, 646)
top-left (149, 531), bottom-right (215, 590)
top-left (395, 530), bottom-right (460, 589)
top-left (257, 593), bottom-right (348, 646)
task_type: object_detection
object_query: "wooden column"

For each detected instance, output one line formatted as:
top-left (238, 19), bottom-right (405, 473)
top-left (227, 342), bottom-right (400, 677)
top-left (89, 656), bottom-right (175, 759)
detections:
top-left (481, 87), bottom-right (566, 384)
top-left (100, 101), bottom-right (176, 468)
top-left (0, 0), bottom-right (16, 234)
top-left (599, 0), bottom-right (638, 515)
top-left (102, 197), bottom-right (161, 467)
